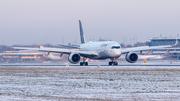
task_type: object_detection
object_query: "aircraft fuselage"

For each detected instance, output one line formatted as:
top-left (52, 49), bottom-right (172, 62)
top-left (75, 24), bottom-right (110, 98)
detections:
top-left (80, 41), bottom-right (121, 59)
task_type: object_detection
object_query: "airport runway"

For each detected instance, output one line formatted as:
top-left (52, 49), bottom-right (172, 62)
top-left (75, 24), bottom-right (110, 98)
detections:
top-left (1, 63), bottom-right (180, 67)
top-left (1, 64), bottom-right (180, 67)
top-left (0, 61), bottom-right (180, 100)
top-left (1, 60), bottom-right (180, 67)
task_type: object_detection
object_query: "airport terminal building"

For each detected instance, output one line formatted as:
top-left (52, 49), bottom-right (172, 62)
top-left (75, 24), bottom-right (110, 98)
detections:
top-left (150, 37), bottom-right (180, 48)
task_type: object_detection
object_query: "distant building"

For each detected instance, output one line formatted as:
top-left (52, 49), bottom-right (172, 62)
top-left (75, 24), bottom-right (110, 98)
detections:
top-left (135, 41), bottom-right (150, 47)
top-left (0, 51), bottom-right (44, 62)
top-left (150, 37), bottom-right (180, 47)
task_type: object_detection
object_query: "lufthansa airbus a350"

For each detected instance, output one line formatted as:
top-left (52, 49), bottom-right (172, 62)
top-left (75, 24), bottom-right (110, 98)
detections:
top-left (14, 20), bottom-right (177, 66)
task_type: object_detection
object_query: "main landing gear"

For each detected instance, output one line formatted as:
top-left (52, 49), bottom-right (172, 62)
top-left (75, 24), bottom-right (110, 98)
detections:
top-left (80, 57), bottom-right (88, 66)
top-left (109, 58), bottom-right (118, 65)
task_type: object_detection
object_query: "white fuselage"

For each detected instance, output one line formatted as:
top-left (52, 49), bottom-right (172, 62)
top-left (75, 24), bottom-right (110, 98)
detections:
top-left (79, 41), bottom-right (121, 59)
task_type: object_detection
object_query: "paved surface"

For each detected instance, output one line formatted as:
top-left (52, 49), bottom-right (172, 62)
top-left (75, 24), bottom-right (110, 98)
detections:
top-left (1, 60), bottom-right (180, 67)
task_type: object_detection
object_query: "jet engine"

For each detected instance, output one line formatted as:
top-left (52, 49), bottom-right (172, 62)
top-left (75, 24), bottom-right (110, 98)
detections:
top-left (125, 52), bottom-right (138, 63)
top-left (68, 53), bottom-right (81, 64)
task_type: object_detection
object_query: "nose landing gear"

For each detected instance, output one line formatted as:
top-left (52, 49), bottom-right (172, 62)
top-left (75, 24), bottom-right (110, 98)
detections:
top-left (109, 58), bottom-right (118, 65)
top-left (109, 62), bottom-right (118, 65)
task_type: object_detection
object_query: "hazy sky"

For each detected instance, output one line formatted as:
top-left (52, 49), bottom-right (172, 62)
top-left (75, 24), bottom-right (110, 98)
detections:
top-left (0, 0), bottom-right (180, 45)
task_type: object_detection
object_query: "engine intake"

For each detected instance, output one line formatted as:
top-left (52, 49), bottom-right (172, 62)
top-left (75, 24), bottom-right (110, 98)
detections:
top-left (125, 52), bottom-right (138, 63)
top-left (68, 53), bottom-right (81, 64)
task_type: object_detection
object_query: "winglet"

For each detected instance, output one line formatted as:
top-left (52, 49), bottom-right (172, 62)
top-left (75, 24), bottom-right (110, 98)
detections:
top-left (79, 20), bottom-right (86, 44)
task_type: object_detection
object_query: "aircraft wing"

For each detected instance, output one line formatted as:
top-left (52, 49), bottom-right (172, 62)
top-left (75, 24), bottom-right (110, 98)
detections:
top-left (138, 55), bottom-right (163, 60)
top-left (121, 39), bottom-right (178, 54)
top-left (13, 47), bottom-right (98, 57)
top-left (58, 44), bottom-right (79, 49)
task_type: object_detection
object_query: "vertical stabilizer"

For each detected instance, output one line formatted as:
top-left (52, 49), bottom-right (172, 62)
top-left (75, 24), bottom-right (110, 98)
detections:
top-left (79, 20), bottom-right (86, 44)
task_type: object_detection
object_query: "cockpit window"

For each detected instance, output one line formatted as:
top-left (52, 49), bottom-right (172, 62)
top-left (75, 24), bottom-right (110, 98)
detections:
top-left (111, 46), bottom-right (121, 49)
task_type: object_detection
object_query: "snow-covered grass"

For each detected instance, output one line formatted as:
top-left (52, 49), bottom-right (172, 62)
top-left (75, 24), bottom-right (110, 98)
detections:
top-left (0, 66), bottom-right (180, 100)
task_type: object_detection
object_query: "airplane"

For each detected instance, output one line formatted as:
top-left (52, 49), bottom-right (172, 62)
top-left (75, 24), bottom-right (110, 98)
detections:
top-left (14, 20), bottom-right (178, 66)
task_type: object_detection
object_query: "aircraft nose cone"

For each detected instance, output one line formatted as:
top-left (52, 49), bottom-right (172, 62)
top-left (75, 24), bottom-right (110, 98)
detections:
top-left (113, 50), bottom-right (121, 57)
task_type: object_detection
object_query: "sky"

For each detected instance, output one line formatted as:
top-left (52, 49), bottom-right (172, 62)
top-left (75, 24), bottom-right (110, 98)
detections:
top-left (0, 0), bottom-right (180, 45)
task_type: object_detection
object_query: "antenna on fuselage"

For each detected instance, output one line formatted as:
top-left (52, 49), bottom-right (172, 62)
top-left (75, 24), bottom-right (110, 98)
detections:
top-left (79, 20), bottom-right (86, 44)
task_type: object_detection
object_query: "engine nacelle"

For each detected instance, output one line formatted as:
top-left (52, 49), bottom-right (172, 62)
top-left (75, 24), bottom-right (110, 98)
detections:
top-left (125, 52), bottom-right (138, 63)
top-left (68, 53), bottom-right (81, 64)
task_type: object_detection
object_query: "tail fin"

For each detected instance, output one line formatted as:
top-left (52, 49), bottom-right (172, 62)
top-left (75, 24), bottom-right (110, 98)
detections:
top-left (79, 20), bottom-right (86, 44)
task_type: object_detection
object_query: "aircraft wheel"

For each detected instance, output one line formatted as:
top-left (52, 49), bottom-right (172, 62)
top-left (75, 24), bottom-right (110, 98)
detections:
top-left (80, 62), bottom-right (88, 66)
top-left (109, 62), bottom-right (113, 65)
top-left (114, 62), bottom-right (118, 65)
top-left (80, 62), bottom-right (83, 66)
top-left (85, 62), bottom-right (88, 66)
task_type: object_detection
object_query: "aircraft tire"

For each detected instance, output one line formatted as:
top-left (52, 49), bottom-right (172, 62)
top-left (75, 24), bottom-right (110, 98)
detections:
top-left (114, 62), bottom-right (118, 65)
top-left (85, 62), bottom-right (88, 66)
top-left (109, 62), bottom-right (113, 65)
top-left (80, 62), bottom-right (88, 66)
top-left (80, 62), bottom-right (83, 66)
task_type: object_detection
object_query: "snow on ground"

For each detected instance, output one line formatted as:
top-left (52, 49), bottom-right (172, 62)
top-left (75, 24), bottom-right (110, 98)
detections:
top-left (0, 63), bottom-right (180, 100)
